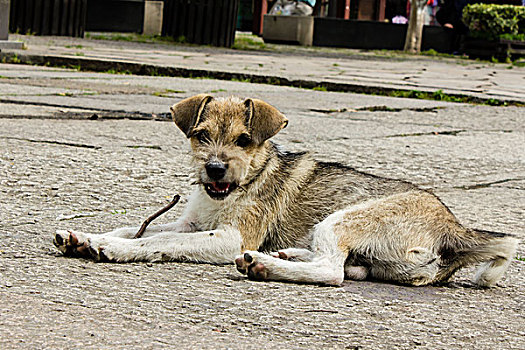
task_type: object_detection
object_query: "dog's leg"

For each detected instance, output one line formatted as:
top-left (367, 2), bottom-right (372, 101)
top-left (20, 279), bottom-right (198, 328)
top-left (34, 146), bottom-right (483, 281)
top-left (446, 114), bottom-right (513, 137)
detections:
top-left (236, 252), bottom-right (346, 286)
top-left (95, 218), bottom-right (197, 239)
top-left (54, 191), bottom-right (202, 253)
top-left (53, 217), bottom-right (197, 257)
top-left (236, 210), bottom-right (349, 286)
top-left (94, 199), bottom-right (202, 239)
top-left (54, 226), bottom-right (241, 263)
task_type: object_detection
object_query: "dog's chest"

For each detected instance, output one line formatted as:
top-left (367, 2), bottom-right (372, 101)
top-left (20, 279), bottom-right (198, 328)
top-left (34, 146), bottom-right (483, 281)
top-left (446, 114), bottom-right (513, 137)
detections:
top-left (186, 189), bottom-right (251, 230)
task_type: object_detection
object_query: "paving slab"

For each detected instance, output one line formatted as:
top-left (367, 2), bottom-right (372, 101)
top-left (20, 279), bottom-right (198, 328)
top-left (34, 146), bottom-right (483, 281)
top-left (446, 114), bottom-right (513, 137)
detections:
top-left (0, 61), bottom-right (524, 349)
top-left (1, 34), bottom-right (524, 103)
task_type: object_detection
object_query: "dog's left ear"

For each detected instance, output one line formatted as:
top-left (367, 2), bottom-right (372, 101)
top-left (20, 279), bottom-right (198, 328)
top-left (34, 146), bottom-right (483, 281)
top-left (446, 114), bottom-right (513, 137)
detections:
top-left (170, 94), bottom-right (214, 137)
top-left (244, 99), bottom-right (288, 145)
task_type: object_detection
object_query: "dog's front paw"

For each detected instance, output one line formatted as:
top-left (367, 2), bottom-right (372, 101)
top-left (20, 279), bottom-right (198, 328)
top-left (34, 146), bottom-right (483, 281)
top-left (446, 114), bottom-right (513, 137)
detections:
top-left (235, 252), bottom-right (269, 281)
top-left (54, 230), bottom-right (90, 257)
top-left (54, 230), bottom-right (110, 261)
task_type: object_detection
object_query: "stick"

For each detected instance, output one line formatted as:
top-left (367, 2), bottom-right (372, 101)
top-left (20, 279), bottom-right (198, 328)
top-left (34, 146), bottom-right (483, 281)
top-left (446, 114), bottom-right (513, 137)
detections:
top-left (134, 195), bottom-right (181, 239)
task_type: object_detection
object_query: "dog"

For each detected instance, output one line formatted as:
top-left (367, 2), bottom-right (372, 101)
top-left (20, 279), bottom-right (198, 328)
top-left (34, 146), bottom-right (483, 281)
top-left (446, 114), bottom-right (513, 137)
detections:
top-left (54, 94), bottom-right (518, 287)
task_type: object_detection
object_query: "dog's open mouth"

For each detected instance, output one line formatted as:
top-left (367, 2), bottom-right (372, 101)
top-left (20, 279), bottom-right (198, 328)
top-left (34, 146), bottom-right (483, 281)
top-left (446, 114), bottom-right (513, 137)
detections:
top-left (204, 182), bottom-right (237, 199)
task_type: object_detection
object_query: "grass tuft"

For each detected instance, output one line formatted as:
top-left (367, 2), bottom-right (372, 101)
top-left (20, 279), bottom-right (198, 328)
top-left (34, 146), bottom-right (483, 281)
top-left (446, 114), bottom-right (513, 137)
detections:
top-left (86, 32), bottom-right (187, 45)
top-left (232, 35), bottom-right (267, 51)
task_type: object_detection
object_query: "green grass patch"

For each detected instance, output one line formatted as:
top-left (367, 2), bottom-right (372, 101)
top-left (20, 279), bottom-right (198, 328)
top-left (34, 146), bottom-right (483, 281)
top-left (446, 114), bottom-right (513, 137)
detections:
top-left (232, 35), bottom-right (267, 51)
top-left (10, 54), bottom-right (21, 64)
top-left (85, 32), bottom-right (187, 45)
top-left (430, 89), bottom-right (465, 102)
top-left (110, 209), bottom-right (127, 215)
top-left (420, 49), bottom-right (458, 59)
top-left (72, 64), bottom-right (81, 71)
top-left (152, 89), bottom-right (186, 97)
top-left (499, 33), bottom-right (525, 42)
top-left (102, 68), bottom-right (132, 75)
top-left (65, 44), bottom-right (85, 49)
top-left (231, 77), bottom-right (252, 83)
top-left (388, 89), bottom-right (462, 103)
top-left (382, 89), bottom-right (517, 106)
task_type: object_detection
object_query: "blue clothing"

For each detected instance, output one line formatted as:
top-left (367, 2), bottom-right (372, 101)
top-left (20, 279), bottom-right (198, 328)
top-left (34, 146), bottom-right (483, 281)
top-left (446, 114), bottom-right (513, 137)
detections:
top-left (298, 0), bottom-right (315, 7)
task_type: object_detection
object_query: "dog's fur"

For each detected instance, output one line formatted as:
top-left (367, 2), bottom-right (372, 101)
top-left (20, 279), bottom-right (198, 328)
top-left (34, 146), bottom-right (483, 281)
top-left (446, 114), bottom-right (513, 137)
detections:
top-left (54, 95), bottom-right (518, 287)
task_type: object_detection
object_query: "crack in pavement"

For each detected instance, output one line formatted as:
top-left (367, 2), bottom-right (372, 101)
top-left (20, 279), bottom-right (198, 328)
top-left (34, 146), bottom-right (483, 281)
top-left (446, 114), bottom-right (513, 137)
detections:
top-left (454, 178), bottom-right (525, 190)
top-left (323, 129), bottom-right (467, 141)
top-left (125, 145), bottom-right (163, 150)
top-left (359, 106), bottom-right (444, 113)
top-left (310, 106), bottom-right (445, 114)
top-left (0, 98), bottom-right (171, 120)
top-left (2, 136), bottom-right (101, 149)
top-left (381, 129), bottom-right (466, 138)
top-left (2, 137), bottom-right (166, 152)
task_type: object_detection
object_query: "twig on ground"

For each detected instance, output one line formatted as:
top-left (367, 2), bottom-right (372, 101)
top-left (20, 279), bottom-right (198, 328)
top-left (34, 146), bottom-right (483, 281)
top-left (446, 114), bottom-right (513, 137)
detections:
top-left (134, 195), bottom-right (180, 239)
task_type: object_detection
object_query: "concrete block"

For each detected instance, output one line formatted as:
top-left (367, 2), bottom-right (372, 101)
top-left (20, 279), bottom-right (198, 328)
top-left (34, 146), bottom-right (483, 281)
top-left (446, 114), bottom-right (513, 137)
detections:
top-left (0, 0), bottom-right (23, 49)
top-left (143, 1), bottom-right (164, 36)
top-left (263, 15), bottom-right (314, 46)
top-left (0, 41), bottom-right (25, 51)
top-left (0, 0), bottom-right (10, 40)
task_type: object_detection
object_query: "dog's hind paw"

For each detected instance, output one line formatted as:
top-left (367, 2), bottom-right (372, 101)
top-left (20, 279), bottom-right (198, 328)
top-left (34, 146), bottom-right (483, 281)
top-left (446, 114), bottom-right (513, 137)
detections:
top-left (54, 230), bottom-right (106, 261)
top-left (235, 252), bottom-right (269, 281)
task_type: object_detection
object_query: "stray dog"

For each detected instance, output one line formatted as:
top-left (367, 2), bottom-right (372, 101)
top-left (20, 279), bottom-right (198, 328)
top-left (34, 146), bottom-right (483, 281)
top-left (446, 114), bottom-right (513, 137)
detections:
top-left (54, 95), bottom-right (518, 287)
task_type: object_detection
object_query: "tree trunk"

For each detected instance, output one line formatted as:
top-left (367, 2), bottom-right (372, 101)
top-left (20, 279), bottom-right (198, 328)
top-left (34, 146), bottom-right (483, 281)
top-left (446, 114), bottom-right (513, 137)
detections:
top-left (404, 0), bottom-right (427, 53)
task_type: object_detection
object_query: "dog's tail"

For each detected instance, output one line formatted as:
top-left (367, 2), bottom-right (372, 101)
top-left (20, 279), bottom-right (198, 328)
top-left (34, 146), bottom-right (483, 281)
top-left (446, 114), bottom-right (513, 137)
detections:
top-left (455, 229), bottom-right (518, 287)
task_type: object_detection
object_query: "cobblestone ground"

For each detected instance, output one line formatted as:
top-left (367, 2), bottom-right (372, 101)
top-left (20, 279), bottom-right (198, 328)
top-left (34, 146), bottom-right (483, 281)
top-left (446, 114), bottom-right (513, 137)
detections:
top-left (0, 65), bottom-right (524, 349)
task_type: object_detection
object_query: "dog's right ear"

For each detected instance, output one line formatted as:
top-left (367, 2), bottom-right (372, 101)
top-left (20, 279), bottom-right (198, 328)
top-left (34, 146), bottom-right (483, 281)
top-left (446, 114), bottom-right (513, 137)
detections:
top-left (170, 94), bottom-right (213, 137)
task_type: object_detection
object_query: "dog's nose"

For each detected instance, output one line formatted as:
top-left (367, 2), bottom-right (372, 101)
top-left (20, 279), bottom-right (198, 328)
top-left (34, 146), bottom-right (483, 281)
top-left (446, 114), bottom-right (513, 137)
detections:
top-left (205, 162), bottom-right (227, 180)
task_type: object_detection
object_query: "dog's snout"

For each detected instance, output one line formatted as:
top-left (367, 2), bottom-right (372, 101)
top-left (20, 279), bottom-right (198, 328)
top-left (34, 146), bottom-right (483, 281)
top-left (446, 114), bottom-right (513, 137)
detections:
top-left (205, 162), bottom-right (227, 180)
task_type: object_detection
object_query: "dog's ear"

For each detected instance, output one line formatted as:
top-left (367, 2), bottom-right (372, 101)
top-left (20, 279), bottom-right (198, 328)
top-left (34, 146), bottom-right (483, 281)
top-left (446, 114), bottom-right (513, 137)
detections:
top-left (170, 94), bottom-right (214, 137)
top-left (244, 99), bottom-right (288, 144)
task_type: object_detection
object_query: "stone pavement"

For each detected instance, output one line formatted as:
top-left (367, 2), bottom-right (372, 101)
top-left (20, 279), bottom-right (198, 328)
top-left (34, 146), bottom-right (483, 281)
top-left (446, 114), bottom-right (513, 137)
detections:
top-left (1, 33), bottom-right (525, 103)
top-left (0, 60), bottom-right (524, 349)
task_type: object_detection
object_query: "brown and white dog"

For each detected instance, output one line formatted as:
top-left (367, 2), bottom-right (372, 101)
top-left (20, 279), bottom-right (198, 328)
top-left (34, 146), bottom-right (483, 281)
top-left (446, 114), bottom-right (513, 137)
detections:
top-left (54, 95), bottom-right (518, 287)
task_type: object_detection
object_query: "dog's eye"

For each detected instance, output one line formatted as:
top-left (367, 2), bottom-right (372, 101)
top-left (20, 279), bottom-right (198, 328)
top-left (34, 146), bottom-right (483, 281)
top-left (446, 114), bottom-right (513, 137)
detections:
top-left (194, 131), bottom-right (209, 144)
top-left (235, 134), bottom-right (251, 148)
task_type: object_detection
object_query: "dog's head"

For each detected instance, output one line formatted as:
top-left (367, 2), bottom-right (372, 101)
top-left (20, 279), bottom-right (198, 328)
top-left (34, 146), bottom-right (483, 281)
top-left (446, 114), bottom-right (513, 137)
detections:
top-left (170, 95), bottom-right (288, 200)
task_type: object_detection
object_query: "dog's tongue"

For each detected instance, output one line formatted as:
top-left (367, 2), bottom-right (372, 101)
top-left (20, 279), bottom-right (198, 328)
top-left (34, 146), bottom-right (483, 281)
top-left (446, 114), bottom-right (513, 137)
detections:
top-left (211, 182), bottom-right (230, 191)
